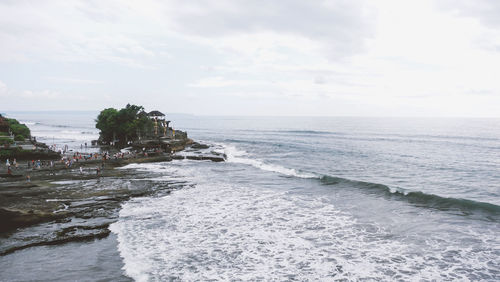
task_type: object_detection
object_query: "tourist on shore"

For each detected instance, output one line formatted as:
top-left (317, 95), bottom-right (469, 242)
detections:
top-left (26, 174), bottom-right (30, 182)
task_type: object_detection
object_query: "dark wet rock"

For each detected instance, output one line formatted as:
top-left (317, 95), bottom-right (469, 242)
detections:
top-left (1, 148), bottom-right (61, 161)
top-left (210, 151), bottom-right (227, 159)
top-left (190, 142), bottom-right (210, 149)
top-left (0, 208), bottom-right (64, 233)
top-left (185, 155), bottom-right (225, 162)
top-left (0, 172), bottom-right (173, 256)
top-left (0, 174), bottom-right (23, 178)
top-left (0, 154), bottom-right (180, 255)
top-left (0, 227), bottom-right (111, 256)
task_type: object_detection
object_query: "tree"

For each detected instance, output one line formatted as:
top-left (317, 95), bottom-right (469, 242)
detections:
top-left (95, 104), bottom-right (153, 146)
top-left (95, 108), bottom-right (119, 143)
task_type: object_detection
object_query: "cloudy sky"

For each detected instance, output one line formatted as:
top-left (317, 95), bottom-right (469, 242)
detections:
top-left (1, 0), bottom-right (500, 116)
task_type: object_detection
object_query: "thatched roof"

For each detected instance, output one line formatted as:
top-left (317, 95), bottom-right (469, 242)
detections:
top-left (148, 110), bottom-right (165, 116)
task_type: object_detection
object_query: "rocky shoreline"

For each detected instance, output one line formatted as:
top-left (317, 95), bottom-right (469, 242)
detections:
top-left (0, 141), bottom-right (225, 256)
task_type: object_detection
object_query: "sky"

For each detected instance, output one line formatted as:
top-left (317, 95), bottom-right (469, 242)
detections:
top-left (1, 0), bottom-right (500, 117)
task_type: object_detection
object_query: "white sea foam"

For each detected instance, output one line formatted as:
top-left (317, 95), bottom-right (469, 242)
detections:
top-left (118, 161), bottom-right (198, 183)
top-left (221, 143), bottom-right (317, 179)
top-left (113, 180), bottom-right (493, 281)
top-left (118, 163), bottom-right (162, 171)
top-left (45, 199), bottom-right (71, 202)
top-left (53, 203), bottom-right (69, 213)
top-left (110, 158), bottom-right (499, 281)
top-left (50, 180), bottom-right (80, 185)
top-left (33, 132), bottom-right (98, 142)
top-left (109, 148), bottom-right (499, 281)
top-left (19, 120), bottom-right (36, 125)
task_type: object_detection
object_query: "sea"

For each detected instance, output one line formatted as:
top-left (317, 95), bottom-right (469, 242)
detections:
top-left (1, 111), bottom-right (499, 281)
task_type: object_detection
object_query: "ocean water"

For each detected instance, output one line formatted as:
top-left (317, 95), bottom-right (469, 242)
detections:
top-left (2, 112), bottom-right (500, 280)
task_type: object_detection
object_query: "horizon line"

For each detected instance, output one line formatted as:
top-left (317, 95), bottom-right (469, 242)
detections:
top-left (2, 110), bottom-right (500, 119)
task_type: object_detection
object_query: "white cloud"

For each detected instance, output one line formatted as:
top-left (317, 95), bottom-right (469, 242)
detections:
top-left (0, 81), bottom-right (62, 99)
top-left (0, 80), bottom-right (8, 97)
top-left (0, 80), bottom-right (89, 110)
top-left (45, 76), bottom-right (104, 85)
top-left (0, 0), bottom-right (499, 116)
top-left (437, 0), bottom-right (500, 28)
top-left (0, 1), bottom-right (159, 67)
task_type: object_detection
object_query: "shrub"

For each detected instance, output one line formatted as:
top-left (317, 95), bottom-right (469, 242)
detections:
top-left (14, 135), bottom-right (25, 141)
top-left (0, 137), bottom-right (13, 145)
top-left (5, 118), bottom-right (31, 138)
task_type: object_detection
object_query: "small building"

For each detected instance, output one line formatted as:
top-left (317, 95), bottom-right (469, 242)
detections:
top-left (148, 110), bottom-right (165, 119)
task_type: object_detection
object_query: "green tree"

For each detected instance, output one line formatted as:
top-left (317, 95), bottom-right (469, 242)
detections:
top-left (95, 108), bottom-right (119, 143)
top-left (95, 104), bottom-right (153, 146)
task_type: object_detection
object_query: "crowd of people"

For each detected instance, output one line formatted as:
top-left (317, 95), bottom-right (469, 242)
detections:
top-left (2, 141), bottom-right (167, 182)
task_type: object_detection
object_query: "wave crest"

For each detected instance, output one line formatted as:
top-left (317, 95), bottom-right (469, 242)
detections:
top-left (223, 144), bottom-right (316, 179)
top-left (220, 143), bottom-right (500, 217)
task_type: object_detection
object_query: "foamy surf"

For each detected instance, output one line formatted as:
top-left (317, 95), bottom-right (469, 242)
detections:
top-left (220, 143), bottom-right (317, 179)
top-left (111, 170), bottom-right (496, 281)
top-left (111, 183), bottom-right (405, 280)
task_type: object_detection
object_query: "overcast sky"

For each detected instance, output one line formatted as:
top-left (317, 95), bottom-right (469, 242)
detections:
top-left (1, 0), bottom-right (500, 116)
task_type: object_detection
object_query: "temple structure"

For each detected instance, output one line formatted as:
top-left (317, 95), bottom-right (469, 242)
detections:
top-left (128, 109), bottom-right (190, 152)
top-left (147, 110), bottom-right (173, 138)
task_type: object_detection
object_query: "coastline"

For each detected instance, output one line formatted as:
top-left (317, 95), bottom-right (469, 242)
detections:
top-left (1, 113), bottom-right (499, 280)
top-left (0, 138), bottom-right (225, 257)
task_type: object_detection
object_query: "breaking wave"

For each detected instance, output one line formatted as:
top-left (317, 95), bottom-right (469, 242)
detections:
top-left (223, 144), bottom-right (316, 179)
top-left (220, 143), bottom-right (500, 217)
top-left (319, 176), bottom-right (500, 216)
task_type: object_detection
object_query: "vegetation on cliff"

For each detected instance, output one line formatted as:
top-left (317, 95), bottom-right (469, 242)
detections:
top-left (0, 115), bottom-right (31, 145)
top-left (95, 104), bottom-right (153, 146)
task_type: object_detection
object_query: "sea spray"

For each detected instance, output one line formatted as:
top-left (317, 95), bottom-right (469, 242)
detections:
top-left (220, 143), bottom-right (317, 179)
